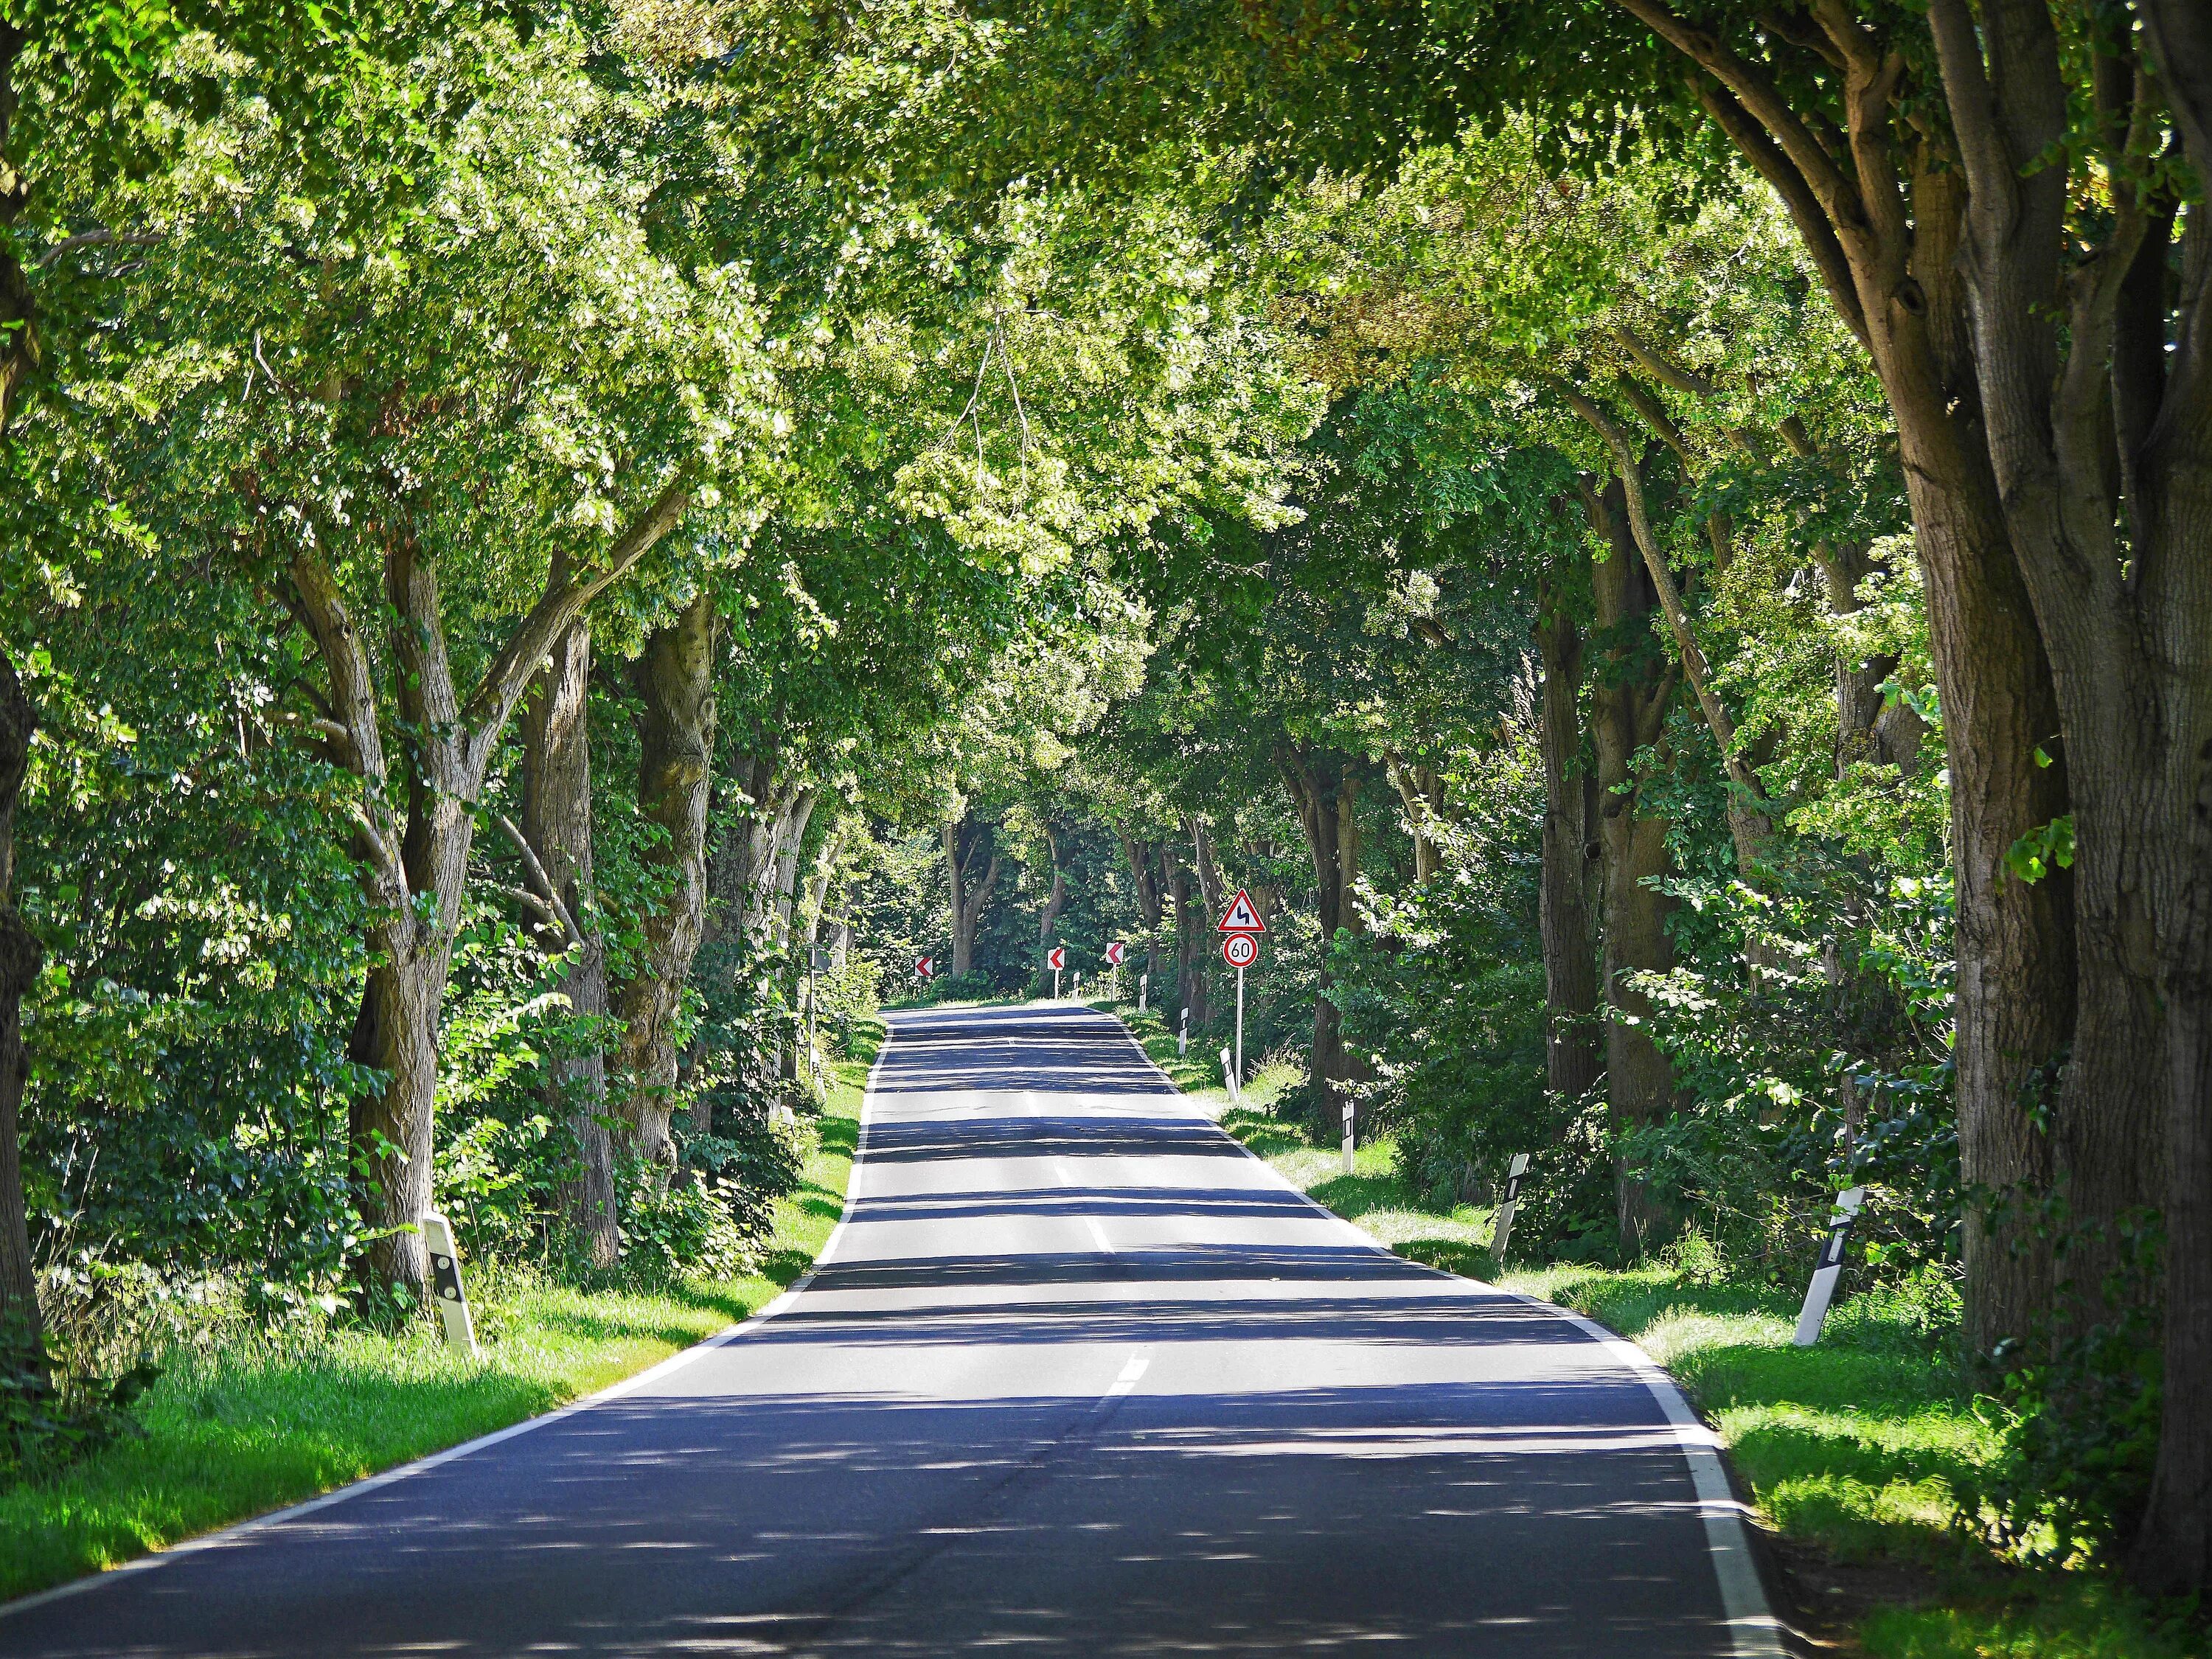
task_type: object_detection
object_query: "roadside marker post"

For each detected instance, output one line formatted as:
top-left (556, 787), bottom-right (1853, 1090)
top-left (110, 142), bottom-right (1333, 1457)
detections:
top-left (1491, 1153), bottom-right (1531, 1266)
top-left (1048, 945), bottom-right (1065, 999)
top-left (420, 1213), bottom-right (480, 1359)
top-left (1138, 972), bottom-right (1148, 1015)
top-left (1341, 1102), bottom-right (1355, 1174)
top-left (1178, 1006), bottom-right (1189, 1057)
top-left (1220, 1045), bottom-right (1238, 1102)
top-left (1793, 1186), bottom-right (1866, 1346)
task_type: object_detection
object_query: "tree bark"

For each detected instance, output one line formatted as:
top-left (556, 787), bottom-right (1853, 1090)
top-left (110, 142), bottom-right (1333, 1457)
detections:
top-left (1559, 386), bottom-right (1774, 873)
top-left (1536, 578), bottom-right (1603, 1103)
top-left (771, 789), bottom-right (816, 1090)
top-left (0, 645), bottom-right (43, 1357)
top-left (1583, 476), bottom-right (1680, 1254)
top-left (520, 615), bottom-right (619, 1267)
top-left (613, 594), bottom-right (717, 1175)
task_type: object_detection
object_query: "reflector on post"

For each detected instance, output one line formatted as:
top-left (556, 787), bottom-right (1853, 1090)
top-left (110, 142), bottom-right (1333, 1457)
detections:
top-left (421, 1212), bottom-right (480, 1359)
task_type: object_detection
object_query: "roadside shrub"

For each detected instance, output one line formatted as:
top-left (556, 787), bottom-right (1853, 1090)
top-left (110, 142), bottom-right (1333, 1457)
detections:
top-left (613, 1164), bottom-right (758, 1286)
top-left (0, 1312), bottom-right (158, 1484)
top-left (1958, 1211), bottom-right (2163, 1569)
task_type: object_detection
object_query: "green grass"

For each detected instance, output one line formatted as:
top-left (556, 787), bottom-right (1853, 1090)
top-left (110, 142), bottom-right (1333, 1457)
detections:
top-left (1176, 1042), bottom-right (2202, 1658)
top-left (0, 1016), bottom-right (878, 1603)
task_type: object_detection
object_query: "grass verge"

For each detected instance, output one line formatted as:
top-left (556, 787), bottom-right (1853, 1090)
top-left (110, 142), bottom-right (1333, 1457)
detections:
top-left (1093, 1002), bottom-right (2198, 1659)
top-left (0, 1015), bottom-right (879, 1604)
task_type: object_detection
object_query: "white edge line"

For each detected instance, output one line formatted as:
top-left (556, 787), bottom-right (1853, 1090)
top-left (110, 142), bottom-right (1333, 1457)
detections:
top-left (0, 1017), bottom-right (896, 1626)
top-left (1094, 1002), bottom-right (1787, 1659)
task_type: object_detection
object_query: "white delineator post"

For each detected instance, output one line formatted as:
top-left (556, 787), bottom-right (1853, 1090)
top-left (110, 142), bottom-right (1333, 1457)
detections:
top-left (1138, 972), bottom-right (1148, 1014)
top-left (1220, 1046), bottom-right (1238, 1102)
top-left (421, 1212), bottom-right (480, 1359)
top-left (1178, 1006), bottom-right (1189, 1057)
top-left (1793, 1186), bottom-right (1866, 1346)
top-left (1341, 1102), bottom-right (1355, 1174)
top-left (1490, 1153), bottom-right (1531, 1267)
top-left (1054, 967), bottom-right (1062, 999)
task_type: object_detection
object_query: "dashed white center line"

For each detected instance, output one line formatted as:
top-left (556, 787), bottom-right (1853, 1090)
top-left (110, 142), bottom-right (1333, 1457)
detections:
top-left (1107, 1351), bottom-right (1151, 1397)
top-left (1054, 1158), bottom-right (1114, 1254)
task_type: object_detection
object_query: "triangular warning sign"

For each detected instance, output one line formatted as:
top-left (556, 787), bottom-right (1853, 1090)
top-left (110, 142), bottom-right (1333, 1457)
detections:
top-left (1217, 889), bottom-right (1265, 933)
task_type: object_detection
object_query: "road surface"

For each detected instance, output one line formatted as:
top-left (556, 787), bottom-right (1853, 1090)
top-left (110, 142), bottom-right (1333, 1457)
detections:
top-left (0, 1002), bottom-right (1781, 1656)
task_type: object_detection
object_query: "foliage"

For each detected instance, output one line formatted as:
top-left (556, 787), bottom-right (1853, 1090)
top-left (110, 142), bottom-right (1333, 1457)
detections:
top-left (1959, 1213), bottom-right (2166, 1571)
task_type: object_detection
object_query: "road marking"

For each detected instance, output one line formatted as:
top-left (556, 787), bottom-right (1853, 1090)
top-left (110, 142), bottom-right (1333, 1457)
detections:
top-left (1106, 1351), bottom-right (1150, 1399)
top-left (1054, 1156), bottom-right (1115, 1254)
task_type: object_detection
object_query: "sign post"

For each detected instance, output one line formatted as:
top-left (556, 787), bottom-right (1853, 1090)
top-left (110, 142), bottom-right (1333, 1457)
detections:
top-left (420, 1213), bottom-right (480, 1359)
top-left (1236, 965), bottom-right (1245, 1087)
top-left (1104, 942), bottom-right (1125, 1006)
top-left (1048, 944), bottom-right (1065, 999)
top-left (1491, 1153), bottom-right (1531, 1266)
top-left (1793, 1186), bottom-right (1866, 1346)
top-left (1217, 891), bottom-right (1265, 1100)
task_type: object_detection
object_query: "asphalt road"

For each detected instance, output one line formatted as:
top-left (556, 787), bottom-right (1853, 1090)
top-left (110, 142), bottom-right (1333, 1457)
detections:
top-left (0, 1002), bottom-right (1782, 1657)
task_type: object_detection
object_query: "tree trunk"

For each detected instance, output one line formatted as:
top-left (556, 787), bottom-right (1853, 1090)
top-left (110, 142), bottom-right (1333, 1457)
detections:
top-left (1279, 744), bottom-right (1363, 1135)
top-left (1119, 830), bottom-right (1166, 979)
top-left (772, 790), bottom-right (816, 1090)
top-left (1583, 476), bottom-right (1679, 1254)
top-left (1614, 0), bottom-right (2076, 1357)
top-left (1036, 823), bottom-right (1068, 949)
top-left (1169, 849), bottom-right (1208, 1028)
top-left (1185, 815), bottom-right (1227, 923)
top-left (0, 645), bottom-right (44, 1357)
top-left (1536, 580), bottom-right (1603, 1103)
top-left (613, 594), bottom-right (717, 1175)
top-left (521, 616), bottom-right (619, 1265)
top-left (1919, 0), bottom-right (2212, 1586)
top-left (947, 818), bottom-right (1000, 979)
top-left (1387, 757), bottom-right (1445, 883)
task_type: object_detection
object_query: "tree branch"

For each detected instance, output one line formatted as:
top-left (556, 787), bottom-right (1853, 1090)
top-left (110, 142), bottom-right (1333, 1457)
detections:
top-left (1613, 327), bottom-right (1717, 399)
top-left (489, 809), bottom-right (582, 947)
top-left (1689, 77), bottom-right (1871, 349)
top-left (1554, 380), bottom-right (1761, 799)
top-left (465, 476), bottom-right (691, 757)
top-left (35, 229), bottom-right (160, 268)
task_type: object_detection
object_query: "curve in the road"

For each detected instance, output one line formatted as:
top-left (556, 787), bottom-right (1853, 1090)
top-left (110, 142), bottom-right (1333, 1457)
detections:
top-left (0, 1002), bottom-right (1785, 1658)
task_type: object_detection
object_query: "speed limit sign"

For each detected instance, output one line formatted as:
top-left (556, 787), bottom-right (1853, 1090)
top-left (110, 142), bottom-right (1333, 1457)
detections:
top-left (1221, 932), bottom-right (1259, 970)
